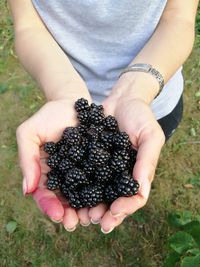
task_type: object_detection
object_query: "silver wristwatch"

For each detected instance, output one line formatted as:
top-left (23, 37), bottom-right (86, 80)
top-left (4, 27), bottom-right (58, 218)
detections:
top-left (119, 63), bottom-right (164, 94)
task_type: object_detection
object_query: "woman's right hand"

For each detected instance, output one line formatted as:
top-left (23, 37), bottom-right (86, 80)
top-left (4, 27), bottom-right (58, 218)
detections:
top-left (16, 93), bottom-right (92, 231)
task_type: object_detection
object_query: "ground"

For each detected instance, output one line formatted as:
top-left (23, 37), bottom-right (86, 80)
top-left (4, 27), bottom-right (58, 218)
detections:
top-left (0, 2), bottom-right (199, 267)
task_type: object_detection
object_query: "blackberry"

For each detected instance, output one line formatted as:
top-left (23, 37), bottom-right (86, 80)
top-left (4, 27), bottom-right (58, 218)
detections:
top-left (47, 153), bottom-right (61, 169)
top-left (95, 165), bottom-right (113, 183)
top-left (89, 110), bottom-right (105, 125)
top-left (80, 184), bottom-right (103, 207)
top-left (75, 98), bottom-right (89, 113)
top-left (89, 147), bottom-right (110, 167)
top-left (87, 127), bottom-right (99, 141)
top-left (57, 144), bottom-right (69, 157)
top-left (62, 127), bottom-right (81, 145)
top-left (60, 183), bottom-right (70, 198)
top-left (129, 148), bottom-right (137, 172)
top-left (103, 115), bottom-right (118, 131)
top-left (47, 170), bottom-right (62, 190)
top-left (44, 142), bottom-right (57, 155)
top-left (56, 139), bottom-right (67, 150)
top-left (68, 145), bottom-right (85, 163)
top-left (104, 184), bottom-right (119, 204)
top-left (90, 103), bottom-right (104, 112)
top-left (68, 190), bottom-right (84, 208)
top-left (113, 132), bottom-right (131, 149)
top-left (100, 132), bottom-right (114, 150)
top-left (77, 110), bottom-right (90, 125)
top-left (65, 168), bottom-right (89, 190)
top-left (83, 161), bottom-right (96, 178)
top-left (77, 124), bottom-right (88, 136)
top-left (115, 173), bottom-right (139, 196)
top-left (87, 141), bottom-right (105, 151)
top-left (58, 158), bottom-right (74, 173)
top-left (111, 149), bottom-right (130, 173)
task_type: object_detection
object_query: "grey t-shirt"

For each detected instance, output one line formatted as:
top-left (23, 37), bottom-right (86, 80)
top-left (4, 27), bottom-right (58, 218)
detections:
top-left (32, 0), bottom-right (184, 120)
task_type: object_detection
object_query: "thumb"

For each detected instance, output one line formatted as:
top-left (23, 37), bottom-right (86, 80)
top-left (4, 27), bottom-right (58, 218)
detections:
top-left (132, 127), bottom-right (165, 198)
top-left (16, 123), bottom-right (41, 195)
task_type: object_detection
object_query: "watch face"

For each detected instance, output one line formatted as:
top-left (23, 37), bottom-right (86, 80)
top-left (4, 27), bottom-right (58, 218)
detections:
top-left (130, 64), bottom-right (152, 72)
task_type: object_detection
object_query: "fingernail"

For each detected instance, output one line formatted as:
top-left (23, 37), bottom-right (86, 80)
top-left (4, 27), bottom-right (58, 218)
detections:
top-left (22, 177), bottom-right (28, 196)
top-left (64, 226), bottom-right (76, 232)
top-left (91, 218), bottom-right (101, 224)
top-left (51, 218), bottom-right (63, 223)
top-left (80, 221), bottom-right (91, 227)
top-left (101, 227), bottom-right (114, 234)
top-left (109, 210), bottom-right (124, 218)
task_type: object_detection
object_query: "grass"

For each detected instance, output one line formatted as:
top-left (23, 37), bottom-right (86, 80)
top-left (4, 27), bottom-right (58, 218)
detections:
top-left (0, 2), bottom-right (200, 267)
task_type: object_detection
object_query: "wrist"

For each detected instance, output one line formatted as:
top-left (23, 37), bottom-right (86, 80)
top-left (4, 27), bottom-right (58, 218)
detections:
top-left (110, 72), bottom-right (160, 104)
top-left (44, 79), bottom-right (91, 102)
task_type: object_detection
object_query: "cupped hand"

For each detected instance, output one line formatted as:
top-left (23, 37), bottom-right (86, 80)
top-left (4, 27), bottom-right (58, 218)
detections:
top-left (88, 94), bottom-right (165, 233)
top-left (16, 94), bottom-right (92, 230)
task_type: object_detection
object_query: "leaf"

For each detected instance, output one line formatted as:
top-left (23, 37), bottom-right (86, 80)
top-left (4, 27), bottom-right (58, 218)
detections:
top-left (169, 231), bottom-right (196, 254)
top-left (183, 221), bottom-right (200, 246)
top-left (162, 251), bottom-right (180, 267)
top-left (6, 221), bottom-right (17, 234)
top-left (187, 248), bottom-right (200, 256)
top-left (187, 174), bottom-right (200, 187)
top-left (168, 211), bottom-right (193, 227)
top-left (0, 83), bottom-right (8, 94)
top-left (180, 255), bottom-right (200, 267)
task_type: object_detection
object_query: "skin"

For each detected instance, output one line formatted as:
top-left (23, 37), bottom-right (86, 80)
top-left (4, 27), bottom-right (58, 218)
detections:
top-left (8, 0), bottom-right (199, 233)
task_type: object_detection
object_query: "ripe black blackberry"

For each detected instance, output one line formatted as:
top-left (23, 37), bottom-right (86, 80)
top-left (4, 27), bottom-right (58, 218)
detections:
top-left (115, 173), bottom-right (139, 196)
top-left (83, 161), bottom-right (96, 178)
top-left (111, 157), bottom-right (128, 173)
top-left (103, 115), bottom-right (118, 131)
top-left (57, 144), bottom-right (68, 157)
top-left (90, 103), bottom-right (104, 112)
top-left (129, 148), bottom-right (137, 172)
top-left (77, 124), bottom-right (88, 136)
top-left (47, 170), bottom-right (62, 190)
top-left (64, 168), bottom-right (89, 190)
top-left (62, 127), bottom-right (81, 145)
top-left (68, 145), bottom-right (85, 163)
top-left (58, 158), bottom-right (74, 173)
top-left (95, 165), bottom-right (113, 183)
top-left (77, 110), bottom-right (90, 125)
top-left (100, 131), bottom-right (114, 150)
top-left (113, 132), bottom-right (132, 149)
top-left (47, 153), bottom-right (61, 169)
top-left (44, 142), bottom-right (57, 155)
top-left (60, 183), bottom-right (70, 198)
top-left (87, 140), bottom-right (105, 151)
top-left (80, 184), bottom-right (103, 207)
top-left (89, 147), bottom-right (110, 167)
top-left (68, 190), bottom-right (84, 208)
top-left (89, 104), bottom-right (105, 125)
top-left (87, 127), bottom-right (99, 141)
top-left (104, 184), bottom-right (119, 204)
top-left (75, 98), bottom-right (90, 112)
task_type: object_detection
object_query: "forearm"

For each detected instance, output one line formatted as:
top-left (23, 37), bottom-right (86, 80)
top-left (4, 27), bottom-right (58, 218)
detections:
top-left (15, 27), bottom-right (89, 101)
top-left (111, 15), bottom-right (196, 104)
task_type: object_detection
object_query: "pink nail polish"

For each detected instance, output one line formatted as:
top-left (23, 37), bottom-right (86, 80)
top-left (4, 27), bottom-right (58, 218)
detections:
top-left (22, 178), bottom-right (28, 196)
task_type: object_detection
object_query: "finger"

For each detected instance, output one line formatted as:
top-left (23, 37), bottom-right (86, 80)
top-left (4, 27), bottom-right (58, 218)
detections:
top-left (88, 203), bottom-right (108, 224)
top-left (77, 207), bottom-right (91, 226)
top-left (40, 159), bottom-right (50, 174)
top-left (133, 127), bottom-right (165, 185)
top-left (63, 206), bottom-right (79, 231)
top-left (32, 187), bottom-right (64, 222)
top-left (16, 124), bottom-right (41, 194)
top-left (100, 210), bottom-right (127, 234)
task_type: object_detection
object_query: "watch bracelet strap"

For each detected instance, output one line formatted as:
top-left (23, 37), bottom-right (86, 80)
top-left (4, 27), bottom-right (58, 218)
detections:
top-left (119, 64), bottom-right (164, 95)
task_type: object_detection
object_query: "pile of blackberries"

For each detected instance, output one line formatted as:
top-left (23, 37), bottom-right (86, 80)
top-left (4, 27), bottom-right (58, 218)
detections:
top-left (44, 98), bottom-right (139, 208)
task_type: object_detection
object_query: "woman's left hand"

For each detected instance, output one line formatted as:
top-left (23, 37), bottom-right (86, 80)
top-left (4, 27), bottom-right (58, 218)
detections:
top-left (87, 80), bottom-right (165, 233)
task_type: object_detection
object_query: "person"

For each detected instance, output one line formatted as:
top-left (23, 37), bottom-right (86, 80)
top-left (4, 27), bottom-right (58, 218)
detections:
top-left (8, 0), bottom-right (199, 234)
